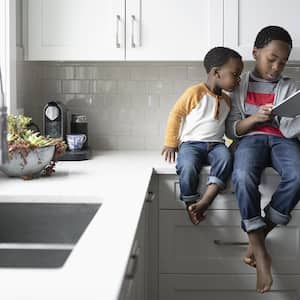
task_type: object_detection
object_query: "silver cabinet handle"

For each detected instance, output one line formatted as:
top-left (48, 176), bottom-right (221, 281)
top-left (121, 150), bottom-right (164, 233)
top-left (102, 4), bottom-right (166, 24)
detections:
top-left (116, 15), bottom-right (121, 48)
top-left (214, 239), bottom-right (249, 246)
top-left (125, 240), bottom-right (140, 279)
top-left (123, 278), bottom-right (134, 299)
top-left (131, 15), bottom-right (136, 48)
top-left (145, 191), bottom-right (156, 203)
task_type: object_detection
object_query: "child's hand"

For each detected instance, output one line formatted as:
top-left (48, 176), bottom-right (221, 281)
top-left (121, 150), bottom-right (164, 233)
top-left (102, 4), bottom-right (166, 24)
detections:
top-left (161, 146), bottom-right (177, 163)
top-left (254, 104), bottom-right (273, 122)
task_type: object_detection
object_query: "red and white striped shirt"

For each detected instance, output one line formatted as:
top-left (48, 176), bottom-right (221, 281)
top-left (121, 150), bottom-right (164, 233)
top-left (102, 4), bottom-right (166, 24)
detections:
top-left (244, 73), bottom-right (283, 136)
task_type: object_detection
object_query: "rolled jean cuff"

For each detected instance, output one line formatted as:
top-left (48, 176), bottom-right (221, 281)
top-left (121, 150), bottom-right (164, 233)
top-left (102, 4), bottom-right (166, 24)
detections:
top-left (264, 204), bottom-right (291, 225)
top-left (207, 176), bottom-right (226, 190)
top-left (181, 193), bottom-right (200, 202)
top-left (242, 216), bottom-right (266, 233)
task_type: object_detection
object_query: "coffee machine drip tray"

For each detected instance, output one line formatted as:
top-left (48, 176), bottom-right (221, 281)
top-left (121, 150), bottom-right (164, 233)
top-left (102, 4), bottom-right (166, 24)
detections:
top-left (59, 148), bottom-right (91, 161)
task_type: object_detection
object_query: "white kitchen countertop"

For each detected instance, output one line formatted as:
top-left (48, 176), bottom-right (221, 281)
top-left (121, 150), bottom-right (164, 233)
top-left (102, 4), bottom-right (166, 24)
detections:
top-left (0, 150), bottom-right (279, 300)
top-left (0, 151), bottom-right (175, 300)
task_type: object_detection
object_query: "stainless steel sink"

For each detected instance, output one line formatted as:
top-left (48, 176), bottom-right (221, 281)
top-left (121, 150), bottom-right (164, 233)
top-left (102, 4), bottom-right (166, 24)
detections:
top-left (0, 202), bottom-right (101, 268)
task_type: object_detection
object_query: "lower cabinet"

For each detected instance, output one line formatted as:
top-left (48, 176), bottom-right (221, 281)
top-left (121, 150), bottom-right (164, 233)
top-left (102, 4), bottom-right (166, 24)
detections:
top-left (160, 274), bottom-right (300, 300)
top-left (118, 175), bottom-right (157, 300)
top-left (119, 170), bottom-right (300, 300)
top-left (119, 215), bottom-right (145, 300)
top-left (158, 171), bottom-right (300, 300)
top-left (160, 210), bottom-right (300, 275)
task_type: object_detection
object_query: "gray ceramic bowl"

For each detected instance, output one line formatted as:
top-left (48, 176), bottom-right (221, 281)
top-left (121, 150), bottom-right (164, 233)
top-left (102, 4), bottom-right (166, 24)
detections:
top-left (0, 145), bottom-right (55, 177)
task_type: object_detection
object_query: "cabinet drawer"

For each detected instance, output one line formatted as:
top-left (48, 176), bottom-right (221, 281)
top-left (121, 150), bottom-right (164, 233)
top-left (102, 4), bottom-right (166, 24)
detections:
top-left (160, 274), bottom-right (300, 300)
top-left (159, 172), bottom-right (300, 210)
top-left (159, 175), bottom-right (236, 210)
top-left (159, 210), bottom-right (300, 274)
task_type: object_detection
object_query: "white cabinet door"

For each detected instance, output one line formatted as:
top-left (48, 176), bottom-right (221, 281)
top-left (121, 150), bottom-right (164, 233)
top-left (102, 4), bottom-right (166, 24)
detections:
top-left (126, 0), bottom-right (223, 61)
top-left (25, 0), bottom-right (125, 60)
top-left (224, 0), bottom-right (300, 60)
top-left (119, 207), bottom-right (145, 300)
top-left (145, 175), bottom-right (159, 300)
top-left (160, 210), bottom-right (300, 274)
top-left (160, 274), bottom-right (300, 300)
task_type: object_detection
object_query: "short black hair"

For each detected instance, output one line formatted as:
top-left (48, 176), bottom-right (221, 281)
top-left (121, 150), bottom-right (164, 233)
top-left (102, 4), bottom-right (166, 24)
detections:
top-left (254, 25), bottom-right (293, 49)
top-left (203, 46), bottom-right (242, 73)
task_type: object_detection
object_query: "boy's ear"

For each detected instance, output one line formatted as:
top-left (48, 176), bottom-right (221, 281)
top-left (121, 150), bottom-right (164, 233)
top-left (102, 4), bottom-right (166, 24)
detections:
top-left (252, 47), bottom-right (258, 60)
top-left (211, 67), bottom-right (221, 78)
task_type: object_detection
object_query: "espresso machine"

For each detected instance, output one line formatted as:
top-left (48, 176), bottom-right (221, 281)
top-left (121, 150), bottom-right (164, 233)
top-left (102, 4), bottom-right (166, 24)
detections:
top-left (43, 101), bottom-right (67, 139)
top-left (43, 101), bottom-right (90, 160)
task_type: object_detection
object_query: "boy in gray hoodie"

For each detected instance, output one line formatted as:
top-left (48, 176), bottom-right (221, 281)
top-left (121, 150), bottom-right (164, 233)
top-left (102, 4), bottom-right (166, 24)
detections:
top-left (226, 26), bottom-right (300, 294)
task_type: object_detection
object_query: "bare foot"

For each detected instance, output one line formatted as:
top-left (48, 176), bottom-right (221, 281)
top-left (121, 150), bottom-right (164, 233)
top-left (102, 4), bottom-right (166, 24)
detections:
top-left (244, 222), bottom-right (275, 268)
top-left (255, 250), bottom-right (273, 293)
top-left (188, 200), bottom-right (209, 224)
top-left (185, 201), bottom-right (206, 225)
top-left (243, 245), bottom-right (256, 268)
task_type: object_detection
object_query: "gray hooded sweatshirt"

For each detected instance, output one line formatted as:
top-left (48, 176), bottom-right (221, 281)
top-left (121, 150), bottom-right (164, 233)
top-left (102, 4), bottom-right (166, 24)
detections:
top-left (226, 71), bottom-right (300, 141)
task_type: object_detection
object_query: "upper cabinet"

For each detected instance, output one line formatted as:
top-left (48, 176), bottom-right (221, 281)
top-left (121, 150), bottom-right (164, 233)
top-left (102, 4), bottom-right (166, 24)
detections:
top-left (125, 0), bottom-right (223, 61)
top-left (24, 0), bottom-right (125, 60)
top-left (223, 0), bottom-right (300, 60)
top-left (23, 0), bottom-right (223, 61)
top-left (24, 0), bottom-right (300, 61)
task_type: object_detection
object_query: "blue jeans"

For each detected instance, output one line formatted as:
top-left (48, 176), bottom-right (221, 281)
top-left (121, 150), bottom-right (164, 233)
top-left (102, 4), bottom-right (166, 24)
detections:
top-left (176, 141), bottom-right (232, 202)
top-left (232, 135), bottom-right (300, 232)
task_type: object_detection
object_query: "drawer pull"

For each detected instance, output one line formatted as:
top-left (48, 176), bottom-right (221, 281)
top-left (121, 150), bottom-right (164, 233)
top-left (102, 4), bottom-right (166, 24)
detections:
top-left (214, 239), bottom-right (249, 246)
top-left (145, 191), bottom-right (156, 203)
top-left (125, 248), bottom-right (140, 279)
top-left (125, 240), bottom-right (140, 279)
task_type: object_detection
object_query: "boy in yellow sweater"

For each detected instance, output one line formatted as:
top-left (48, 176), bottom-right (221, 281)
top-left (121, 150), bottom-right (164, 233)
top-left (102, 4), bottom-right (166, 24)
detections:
top-left (162, 47), bottom-right (243, 225)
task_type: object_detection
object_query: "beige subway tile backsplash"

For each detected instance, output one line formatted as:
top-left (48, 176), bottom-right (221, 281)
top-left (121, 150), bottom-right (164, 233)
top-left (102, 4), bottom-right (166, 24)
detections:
top-left (18, 61), bottom-right (300, 151)
top-left (146, 80), bottom-right (173, 94)
top-left (62, 80), bottom-right (90, 94)
top-left (283, 66), bottom-right (300, 79)
top-left (118, 80), bottom-right (147, 94)
top-left (91, 80), bottom-right (118, 94)
top-left (187, 64), bottom-right (207, 80)
top-left (117, 135), bottom-right (145, 150)
top-left (76, 66), bottom-right (98, 79)
top-left (91, 135), bottom-right (119, 150)
top-left (42, 65), bottom-right (75, 80)
top-left (42, 79), bottom-right (61, 95)
top-left (160, 66), bottom-right (188, 80)
top-left (131, 66), bottom-right (160, 80)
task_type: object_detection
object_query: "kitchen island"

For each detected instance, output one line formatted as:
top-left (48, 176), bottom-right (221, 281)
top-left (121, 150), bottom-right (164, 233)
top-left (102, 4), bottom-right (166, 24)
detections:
top-left (0, 151), bottom-right (173, 300)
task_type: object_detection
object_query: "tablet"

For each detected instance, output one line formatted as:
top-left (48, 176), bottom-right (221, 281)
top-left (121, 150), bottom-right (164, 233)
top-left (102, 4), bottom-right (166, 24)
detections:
top-left (272, 89), bottom-right (300, 117)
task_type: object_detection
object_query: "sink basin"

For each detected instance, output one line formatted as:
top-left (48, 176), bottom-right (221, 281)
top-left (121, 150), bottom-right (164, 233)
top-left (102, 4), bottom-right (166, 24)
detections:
top-left (0, 202), bottom-right (101, 268)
